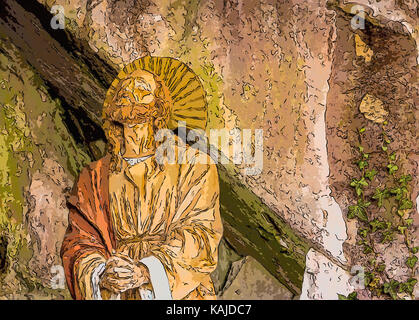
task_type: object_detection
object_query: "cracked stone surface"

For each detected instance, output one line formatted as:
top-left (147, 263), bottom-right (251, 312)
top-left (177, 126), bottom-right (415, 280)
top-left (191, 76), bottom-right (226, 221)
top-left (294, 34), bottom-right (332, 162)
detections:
top-left (0, 0), bottom-right (416, 299)
top-left (219, 256), bottom-right (294, 300)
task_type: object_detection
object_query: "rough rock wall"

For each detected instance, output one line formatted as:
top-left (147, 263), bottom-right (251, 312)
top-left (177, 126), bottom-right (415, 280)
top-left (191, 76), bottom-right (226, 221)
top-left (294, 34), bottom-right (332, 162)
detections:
top-left (322, 1), bottom-right (419, 299)
top-left (33, 0), bottom-right (349, 295)
top-left (0, 35), bottom-right (90, 298)
top-left (37, 0), bottom-right (348, 266)
top-left (0, 0), bottom-right (310, 299)
top-left (0, 0), bottom-right (417, 300)
top-left (304, 0), bottom-right (418, 299)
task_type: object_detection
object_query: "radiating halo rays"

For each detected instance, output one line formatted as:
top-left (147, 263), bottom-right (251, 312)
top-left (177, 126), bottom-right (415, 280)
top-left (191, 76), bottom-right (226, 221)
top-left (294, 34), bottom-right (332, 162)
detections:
top-left (103, 56), bottom-right (208, 131)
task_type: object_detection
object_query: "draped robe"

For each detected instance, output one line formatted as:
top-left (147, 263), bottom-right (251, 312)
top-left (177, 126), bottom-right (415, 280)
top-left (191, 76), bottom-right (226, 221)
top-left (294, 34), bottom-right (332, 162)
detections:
top-left (61, 141), bottom-right (223, 300)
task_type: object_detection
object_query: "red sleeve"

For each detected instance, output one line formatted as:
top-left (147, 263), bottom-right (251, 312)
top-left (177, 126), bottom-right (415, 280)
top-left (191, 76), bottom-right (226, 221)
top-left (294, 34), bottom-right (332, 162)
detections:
top-left (60, 164), bottom-right (113, 300)
top-left (61, 207), bottom-right (109, 299)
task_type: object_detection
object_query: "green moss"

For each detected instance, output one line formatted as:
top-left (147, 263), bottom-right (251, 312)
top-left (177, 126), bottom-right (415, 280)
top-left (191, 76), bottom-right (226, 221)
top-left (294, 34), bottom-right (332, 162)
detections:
top-left (161, 6), bottom-right (226, 131)
top-left (217, 164), bottom-right (310, 295)
top-left (169, 0), bottom-right (200, 41)
top-left (0, 35), bottom-right (90, 297)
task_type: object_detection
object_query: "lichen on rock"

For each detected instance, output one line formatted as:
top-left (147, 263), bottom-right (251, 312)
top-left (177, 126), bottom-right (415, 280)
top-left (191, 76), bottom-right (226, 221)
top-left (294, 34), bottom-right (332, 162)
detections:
top-left (0, 35), bottom-right (90, 299)
top-left (359, 94), bottom-right (388, 123)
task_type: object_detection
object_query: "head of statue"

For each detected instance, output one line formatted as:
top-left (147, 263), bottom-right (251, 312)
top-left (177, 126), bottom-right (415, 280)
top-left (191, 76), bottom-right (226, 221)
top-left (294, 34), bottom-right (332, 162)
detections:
top-left (102, 69), bottom-right (171, 171)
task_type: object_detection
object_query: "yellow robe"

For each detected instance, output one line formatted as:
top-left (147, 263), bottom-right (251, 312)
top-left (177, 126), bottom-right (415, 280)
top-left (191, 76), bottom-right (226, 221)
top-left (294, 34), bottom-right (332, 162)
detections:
top-left (76, 141), bottom-right (223, 300)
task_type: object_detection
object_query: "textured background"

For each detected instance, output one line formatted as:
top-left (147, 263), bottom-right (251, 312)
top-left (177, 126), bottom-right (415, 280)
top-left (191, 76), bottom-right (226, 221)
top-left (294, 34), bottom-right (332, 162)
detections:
top-left (0, 0), bottom-right (417, 299)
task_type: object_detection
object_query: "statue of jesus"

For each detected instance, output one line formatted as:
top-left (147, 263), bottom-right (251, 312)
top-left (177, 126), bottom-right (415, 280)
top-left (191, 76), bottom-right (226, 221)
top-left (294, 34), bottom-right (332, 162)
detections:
top-left (61, 57), bottom-right (223, 300)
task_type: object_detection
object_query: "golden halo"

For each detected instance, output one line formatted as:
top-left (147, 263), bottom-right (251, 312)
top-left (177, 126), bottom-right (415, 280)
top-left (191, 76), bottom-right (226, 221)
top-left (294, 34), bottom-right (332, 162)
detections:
top-left (103, 56), bottom-right (207, 131)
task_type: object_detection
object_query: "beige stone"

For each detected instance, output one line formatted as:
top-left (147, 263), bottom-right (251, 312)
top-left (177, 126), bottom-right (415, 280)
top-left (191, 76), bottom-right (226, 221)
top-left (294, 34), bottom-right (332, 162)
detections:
top-left (359, 94), bottom-right (388, 123)
top-left (354, 34), bottom-right (373, 63)
top-left (219, 256), bottom-right (293, 300)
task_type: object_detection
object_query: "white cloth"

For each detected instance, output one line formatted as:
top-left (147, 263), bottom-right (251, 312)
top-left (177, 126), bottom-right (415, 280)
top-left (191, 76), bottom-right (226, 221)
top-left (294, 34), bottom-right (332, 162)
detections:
top-left (91, 262), bottom-right (106, 300)
top-left (91, 255), bottom-right (172, 300)
top-left (91, 154), bottom-right (172, 300)
top-left (122, 154), bottom-right (153, 166)
top-left (139, 256), bottom-right (172, 300)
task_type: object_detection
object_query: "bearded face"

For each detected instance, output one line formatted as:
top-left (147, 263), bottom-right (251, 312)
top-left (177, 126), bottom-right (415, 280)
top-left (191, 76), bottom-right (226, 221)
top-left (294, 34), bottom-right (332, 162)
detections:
top-left (105, 69), bottom-right (162, 126)
top-left (103, 69), bottom-right (171, 170)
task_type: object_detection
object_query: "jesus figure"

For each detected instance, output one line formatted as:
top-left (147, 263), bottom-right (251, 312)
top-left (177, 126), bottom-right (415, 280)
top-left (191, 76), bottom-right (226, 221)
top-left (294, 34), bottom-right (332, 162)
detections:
top-left (61, 57), bottom-right (223, 300)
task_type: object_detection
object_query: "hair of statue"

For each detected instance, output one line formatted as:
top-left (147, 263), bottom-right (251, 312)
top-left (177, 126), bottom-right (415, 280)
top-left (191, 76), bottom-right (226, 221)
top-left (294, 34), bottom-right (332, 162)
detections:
top-left (102, 73), bottom-right (171, 173)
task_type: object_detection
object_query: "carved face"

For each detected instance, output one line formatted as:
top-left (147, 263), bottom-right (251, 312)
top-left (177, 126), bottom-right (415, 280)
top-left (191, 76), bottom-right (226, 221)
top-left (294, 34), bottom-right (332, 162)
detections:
top-left (102, 67), bottom-right (171, 165)
top-left (108, 69), bottom-right (159, 125)
top-left (112, 69), bottom-right (157, 107)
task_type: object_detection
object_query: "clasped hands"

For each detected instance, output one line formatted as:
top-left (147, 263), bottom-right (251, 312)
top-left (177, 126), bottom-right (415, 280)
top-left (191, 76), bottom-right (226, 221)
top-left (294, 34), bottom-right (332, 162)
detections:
top-left (99, 252), bottom-right (150, 294)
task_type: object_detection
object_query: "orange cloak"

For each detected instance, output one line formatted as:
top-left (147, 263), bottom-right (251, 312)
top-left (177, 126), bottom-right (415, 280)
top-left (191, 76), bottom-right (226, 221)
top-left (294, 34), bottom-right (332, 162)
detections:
top-left (61, 151), bottom-right (223, 300)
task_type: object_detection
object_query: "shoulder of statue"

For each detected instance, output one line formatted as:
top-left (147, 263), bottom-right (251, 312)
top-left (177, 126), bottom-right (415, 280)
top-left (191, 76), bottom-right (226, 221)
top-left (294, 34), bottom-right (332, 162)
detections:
top-left (177, 146), bottom-right (217, 179)
top-left (75, 153), bottom-right (111, 178)
top-left (71, 153), bottom-right (111, 194)
top-left (173, 135), bottom-right (215, 166)
top-left (67, 153), bottom-right (112, 213)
